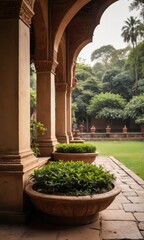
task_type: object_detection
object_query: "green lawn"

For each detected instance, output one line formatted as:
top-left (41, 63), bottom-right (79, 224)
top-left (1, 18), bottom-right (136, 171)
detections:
top-left (87, 141), bottom-right (144, 180)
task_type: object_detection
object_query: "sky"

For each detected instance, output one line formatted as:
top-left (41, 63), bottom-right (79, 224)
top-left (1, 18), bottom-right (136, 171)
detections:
top-left (78, 0), bottom-right (137, 65)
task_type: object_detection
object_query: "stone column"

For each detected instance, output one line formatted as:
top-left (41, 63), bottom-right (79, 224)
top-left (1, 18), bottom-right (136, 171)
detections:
top-left (0, 1), bottom-right (38, 222)
top-left (56, 83), bottom-right (69, 143)
top-left (67, 86), bottom-right (73, 141)
top-left (35, 60), bottom-right (58, 156)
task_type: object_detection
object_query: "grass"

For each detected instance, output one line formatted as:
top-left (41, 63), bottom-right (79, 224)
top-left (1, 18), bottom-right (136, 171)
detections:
top-left (87, 141), bottom-right (144, 180)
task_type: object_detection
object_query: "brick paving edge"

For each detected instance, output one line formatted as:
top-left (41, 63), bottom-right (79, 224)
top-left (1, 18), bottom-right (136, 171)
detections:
top-left (108, 156), bottom-right (144, 188)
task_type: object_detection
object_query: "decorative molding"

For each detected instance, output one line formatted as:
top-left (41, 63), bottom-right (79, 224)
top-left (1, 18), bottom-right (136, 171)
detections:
top-left (24, 0), bottom-right (35, 9)
top-left (35, 60), bottom-right (58, 74)
top-left (67, 85), bottom-right (73, 94)
top-left (56, 83), bottom-right (67, 92)
top-left (0, 0), bottom-right (35, 27)
top-left (0, 149), bottom-right (35, 167)
top-left (19, 0), bottom-right (35, 27)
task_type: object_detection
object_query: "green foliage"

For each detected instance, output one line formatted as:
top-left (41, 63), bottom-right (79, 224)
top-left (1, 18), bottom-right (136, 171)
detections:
top-left (87, 92), bottom-right (126, 124)
top-left (110, 46), bottom-right (131, 68)
top-left (126, 41), bottom-right (144, 82)
top-left (30, 120), bottom-right (46, 157)
top-left (123, 94), bottom-right (144, 124)
top-left (30, 88), bottom-right (36, 116)
top-left (121, 16), bottom-right (143, 47)
top-left (56, 143), bottom-right (96, 153)
top-left (75, 40), bottom-right (144, 126)
top-left (111, 71), bottom-right (134, 100)
top-left (31, 161), bottom-right (116, 196)
top-left (102, 68), bottom-right (134, 100)
top-left (130, 0), bottom-right (144, 20)
top-left (73, 63), bottom-right (102, 125)
top-left (91, 45), bottom-right (115, 66)
top-left (30, 63), bottom-right (36, 90)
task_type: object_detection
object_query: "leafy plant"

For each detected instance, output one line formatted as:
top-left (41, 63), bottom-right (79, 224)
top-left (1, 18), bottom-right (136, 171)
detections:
top-left (30, 120), bottom-right (46, 157)
top-left (55, 143), bottom-right (96, 153)
top-left (123, 94), bottom-right (144, 124)
top-left (87, 92), bottom-right (126, 125)
top-left (31, 161), bottom-right (116, 196)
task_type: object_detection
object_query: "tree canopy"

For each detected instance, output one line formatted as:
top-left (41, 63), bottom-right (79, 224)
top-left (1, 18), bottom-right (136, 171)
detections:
top-left (87, 92), bottom-right (126, 125)
top-left (123, 94), bottom-right (144, 125)
top-left (91, 45), bottom-right (115, 67)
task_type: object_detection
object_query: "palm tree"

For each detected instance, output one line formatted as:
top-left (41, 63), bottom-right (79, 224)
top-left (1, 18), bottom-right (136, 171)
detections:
top-left (121, 16), bottom-right (143, 92)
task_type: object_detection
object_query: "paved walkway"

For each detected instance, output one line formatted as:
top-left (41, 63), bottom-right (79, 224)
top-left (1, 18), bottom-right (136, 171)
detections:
top-left (0, 156), bottom-right (144, 240)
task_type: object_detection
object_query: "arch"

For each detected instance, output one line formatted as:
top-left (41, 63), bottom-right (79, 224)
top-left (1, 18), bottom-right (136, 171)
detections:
top-left (54, 0), bottom-right (91, 53)
top-left (56, 33), bottom-right (67, 83)
top-left (32, 0), bottom-right (48, 60)
top-left (68, 0), bottom-right (118, 86)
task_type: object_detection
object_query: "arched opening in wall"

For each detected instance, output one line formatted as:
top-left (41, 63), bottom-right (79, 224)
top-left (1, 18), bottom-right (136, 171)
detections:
top-left (72, 0), bottom-right (142, 136)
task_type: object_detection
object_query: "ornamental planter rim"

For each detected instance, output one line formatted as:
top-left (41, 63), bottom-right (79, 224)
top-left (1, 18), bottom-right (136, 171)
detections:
top-left (53, 152), bottom-right (99, 155)
top-left (25, 182), bottom-right (121, 201)
top-left (52, 152), bottom-right (99, 163)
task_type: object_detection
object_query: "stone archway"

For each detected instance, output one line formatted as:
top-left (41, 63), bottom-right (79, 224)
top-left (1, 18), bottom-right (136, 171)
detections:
top-left (0, 0), bottom-right (119, 223)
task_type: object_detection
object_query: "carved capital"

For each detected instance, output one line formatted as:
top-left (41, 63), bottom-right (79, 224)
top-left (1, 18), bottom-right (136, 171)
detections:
top-left (20, 0), bottom-right (35, 27)
top-left (72, 77), bottom-right (78, 88)
top-left (67, 85), bottom-right (73, 94)
top-left (35, 60), bottom-right (58, 74)
top-left (56, 83), bottom-right (67, 92)
top-left (0, 0), bottom-right (35, 27)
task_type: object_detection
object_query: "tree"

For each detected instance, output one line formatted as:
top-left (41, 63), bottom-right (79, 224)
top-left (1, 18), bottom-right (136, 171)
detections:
top-left (92, 62), bottom-right (106, 81)
top-left (102, 68), bottom-right (121, 93)
top-left (91, 45), bottom-right (115, 67)
top-left (130, 0), bottom-right (144, 20)
top-left (126, 41), bottom-right (144, 80)
top-left (87, 92), bottom-right (126, 126)
top-left (123, 94), bottom-right (144, 130)
top-left (73, 63), bottom-right (102, 126)
top-left (121, 16), bottom-right (144, 88)
top-left (75, 63), bottom-right (93, 81)
top-left (110, 46), bottom-right (131, 68)
top-left (112, 71), bottom-right (134, 100)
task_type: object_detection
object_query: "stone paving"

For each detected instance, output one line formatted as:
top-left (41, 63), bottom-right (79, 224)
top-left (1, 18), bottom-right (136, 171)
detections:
top-left (0, 156), bottom-right (144, 240)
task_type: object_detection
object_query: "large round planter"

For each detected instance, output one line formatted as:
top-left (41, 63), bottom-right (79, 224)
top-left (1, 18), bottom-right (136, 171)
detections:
top-left (52, 152), bottom-right (99, 164)
top-left (25, 183), bottom-right (121, 225)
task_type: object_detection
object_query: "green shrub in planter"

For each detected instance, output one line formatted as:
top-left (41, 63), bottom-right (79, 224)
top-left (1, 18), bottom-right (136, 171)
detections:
top-left (31, 160), bottom-right (116, 196)
top-left (55, 143), bottom-right (96, 153)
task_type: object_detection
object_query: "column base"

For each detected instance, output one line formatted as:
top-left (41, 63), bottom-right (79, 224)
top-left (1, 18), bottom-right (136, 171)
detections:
top-left (0, 150), bottom-right (39, 224)
top-left (38, 138), bottom-right (58, 157)
top-left (67, 132), bottom-right (73, 141)
top-left (56, 134), bottom-right (69, 144)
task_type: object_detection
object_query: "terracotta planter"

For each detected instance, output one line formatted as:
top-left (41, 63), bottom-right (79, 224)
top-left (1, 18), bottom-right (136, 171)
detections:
top-left (25, 183), bottom-right (121, 225)
top-left (53, 152), bottom-right (99, 163)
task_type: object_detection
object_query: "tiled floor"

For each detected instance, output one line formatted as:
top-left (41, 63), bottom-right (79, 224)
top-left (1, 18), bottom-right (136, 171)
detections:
top-left (0, 156), bottom-right (144, 240)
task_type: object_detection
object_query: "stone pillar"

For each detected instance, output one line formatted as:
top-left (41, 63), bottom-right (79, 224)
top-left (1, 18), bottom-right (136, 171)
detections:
top-left (56, 83), bottom-right (69, 143)
top-left (67, 86), bottom-right (73, 141)
top-left (0, 2), bottom-right (38, 222)
top-left (35, 60), bottom-right (58, 156)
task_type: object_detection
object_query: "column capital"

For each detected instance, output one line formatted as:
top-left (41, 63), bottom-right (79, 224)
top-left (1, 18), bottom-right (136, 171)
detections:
top-left (0, 0), bottom-right (35, 27)
top-left (67, 85), bottom-right (73, 94)
top-left (56, 83), bottom-right (67, 92)
top-left (35, 60), bottom-right (58, 74)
